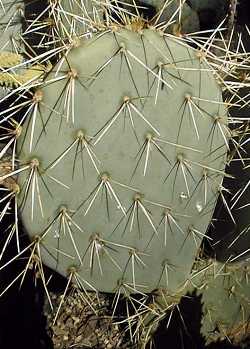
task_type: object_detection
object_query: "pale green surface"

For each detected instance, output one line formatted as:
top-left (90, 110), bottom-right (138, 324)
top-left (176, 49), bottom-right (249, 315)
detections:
top-left (142, 0), bottom-right (200, 33)
top-left (195, 262), bottom-right (250, 344)
top-left (0, 0), bottom-right (22, 50)
top-left (17, 28), bottom-right (227, 293)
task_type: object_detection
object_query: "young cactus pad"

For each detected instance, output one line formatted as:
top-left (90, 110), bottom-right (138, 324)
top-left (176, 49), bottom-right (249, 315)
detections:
top-left (16, 27), bottom-right (228, 293)
top-left (196, 261), bottom-right (250, 345)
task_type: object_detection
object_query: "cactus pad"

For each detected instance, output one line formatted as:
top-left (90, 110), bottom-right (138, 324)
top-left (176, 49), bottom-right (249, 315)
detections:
top-left (194, 261), bottom-right (250, 345)
top-left (16, 27), bottom-right (228, 294)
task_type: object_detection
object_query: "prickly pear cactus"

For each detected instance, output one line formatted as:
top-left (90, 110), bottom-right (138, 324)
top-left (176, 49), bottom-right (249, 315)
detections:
top-left (0, 0), bottom-right (24, 52)
top-left (52, 0), bottom-right (104, 37)
top-left (1, 1), bottom-right (250, 348)
top-left (15, 26), bottom-right (228, 294)
top-left (192, 260), bottom-right (250, 345)
top-left (143, 0), bottom-right (200, 33)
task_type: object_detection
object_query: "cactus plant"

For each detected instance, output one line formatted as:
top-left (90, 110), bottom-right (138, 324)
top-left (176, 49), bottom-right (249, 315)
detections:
top-left (189, 258), bottom-right (250, 346)
top-left (0, 0), bottom-right (24, 49)
top-left (14, 25), bottom-right (228, 295)
top-left (0, 1), bottom-right (250, 348)
top-left (139, 0), bottom-right (200, 34)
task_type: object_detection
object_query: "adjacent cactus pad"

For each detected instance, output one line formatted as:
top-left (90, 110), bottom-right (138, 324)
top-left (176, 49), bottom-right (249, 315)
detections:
top-left (194, 261), bottom-right (250, 345)
top-left (0, 0), bottom-right (23, 47)
top-left (16, 27), bottom-right (228, 294)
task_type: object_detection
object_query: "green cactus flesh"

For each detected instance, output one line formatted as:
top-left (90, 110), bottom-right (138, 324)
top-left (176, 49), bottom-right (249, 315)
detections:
top-left (54, 0), bottom-right (102, 37)
top-left (16, 27), bottom-right (228, 293)
top-left (0, 0), bottom-right (23, 48)
top-left (194, 261), bottom-right (250, 345)
top-left (141, 0), bottom-right (200, 34)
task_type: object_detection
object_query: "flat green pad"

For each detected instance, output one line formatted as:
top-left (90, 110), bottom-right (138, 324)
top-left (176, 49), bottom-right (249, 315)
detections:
top-left (17, 28), bottom-right (227, 293)
top-left (195, 261), bottom-right (250, 344)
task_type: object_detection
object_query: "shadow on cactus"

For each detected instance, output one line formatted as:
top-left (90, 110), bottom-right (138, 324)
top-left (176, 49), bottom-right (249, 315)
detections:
top-left (0, 0), bottom-right (250, 348)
